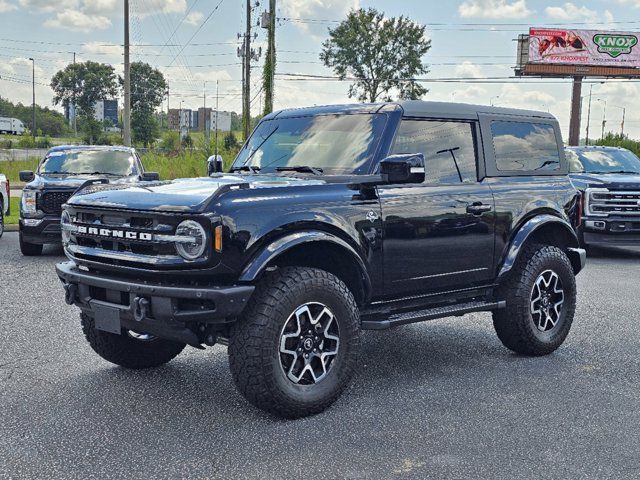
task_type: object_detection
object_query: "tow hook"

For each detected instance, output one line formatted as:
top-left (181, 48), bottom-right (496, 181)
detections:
top-left (63, 283), bottom-right (78, 305)
top-left (133, 297), bottom-right (150, 322)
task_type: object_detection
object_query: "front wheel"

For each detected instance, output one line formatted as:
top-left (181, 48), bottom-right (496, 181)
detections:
top-left (493, 244), bottom-right (577, 356)
top-left (229, 267), bottom-right (361, 418)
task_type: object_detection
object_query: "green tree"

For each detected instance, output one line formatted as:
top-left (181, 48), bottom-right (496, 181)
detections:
top-left (50, 61), bottom-right (118, 143)
top-left (320, 8), bottom-right (431, 102)
top-left (121, 62), bottom-right (167, 147)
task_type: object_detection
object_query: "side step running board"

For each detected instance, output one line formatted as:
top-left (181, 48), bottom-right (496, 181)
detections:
top-left (361, 300), bottom-right (506, 330)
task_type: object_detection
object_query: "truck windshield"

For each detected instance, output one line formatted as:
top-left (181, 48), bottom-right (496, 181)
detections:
top-left (232, 113), bottom-right (387, 175)
top-left (567, 149), bottom-right (640, 174)
top-left (39, 150), bottom-right (138, 176)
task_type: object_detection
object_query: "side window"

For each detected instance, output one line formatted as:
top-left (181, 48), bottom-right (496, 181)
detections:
top-left (491, 121), bottom-right (560, 172)
top-left (391, 119), bottom-right (478, 184)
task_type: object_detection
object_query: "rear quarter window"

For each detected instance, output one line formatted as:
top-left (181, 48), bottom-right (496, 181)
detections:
top-left (491, 121), bottom-right (561, 172)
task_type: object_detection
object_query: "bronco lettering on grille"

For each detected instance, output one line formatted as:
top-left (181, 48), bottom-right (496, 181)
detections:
top-left (76, 225), bottom-right (153, 241)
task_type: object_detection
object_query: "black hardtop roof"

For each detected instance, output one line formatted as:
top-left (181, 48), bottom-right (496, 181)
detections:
top-left (264, 100), bottom-right (556, 121)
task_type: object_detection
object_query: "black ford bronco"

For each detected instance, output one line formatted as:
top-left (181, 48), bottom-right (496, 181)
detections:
top-left (19, 145), bottom-right (159, 256)
top-left (56, 101), bottom-right (586, 418)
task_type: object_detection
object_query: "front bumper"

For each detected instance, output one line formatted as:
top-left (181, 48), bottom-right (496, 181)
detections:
top-left (19, 215), bottom-right (62, 244)
top-left (582, 217), bottom-right (640, 247)
top-left (56, 261), bottom-right (254, 346)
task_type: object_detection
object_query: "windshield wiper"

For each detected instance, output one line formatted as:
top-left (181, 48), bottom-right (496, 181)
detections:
top-left (229, 165), bottom-right (261, 173)
top-left (588, 170), bottom-right (640, 175)
top-left (77, 171), bottom-right (123, 176)
top-left (276, 166), bottom-right (324, 175)
top-left (42, 171), bottom-right (78, 175)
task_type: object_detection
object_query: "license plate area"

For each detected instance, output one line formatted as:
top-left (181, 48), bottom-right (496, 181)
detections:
top-left (92, 302), bottom-right (122, 334)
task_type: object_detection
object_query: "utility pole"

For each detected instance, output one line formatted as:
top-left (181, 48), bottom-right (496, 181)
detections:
top-left (215, 80), bottom-right (219, 158)
top-left (621, 107), bottom-right (626, 136)
top-left (243, 0), bottom-right (251, 141)
top-left (585, 84), bottom-right (593, 146)
top-left (166, 86), bottom-right (170, 129)
top-left (568, 76), bottom-right (582, 146)
top-left (123, 0), bottom-right (132, 146)
top-left (72, 52), bottom-right (77, 137)
top-left (597, 98), bottom-right (607, 140)
top-left (261, 0), bottom-right (276, 115)
top-left (203, 81), bottom-right (209, 143)
top-left (28, 57), bottom-right (35, 139)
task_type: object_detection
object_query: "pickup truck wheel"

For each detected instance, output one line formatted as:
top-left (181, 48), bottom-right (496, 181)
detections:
top-left (493, 244), bottom-right (576, 356)
top-left (229, 267), bottom-right (361, 418)
top-left (80, 313), bottom-right (186, 369)
top-left (19, 231), bottom-right (43, 256)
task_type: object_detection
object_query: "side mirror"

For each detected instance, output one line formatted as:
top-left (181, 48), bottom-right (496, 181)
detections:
top-left (208, 155), bottom-right (224, 175)
top-left (141, 172), bottom-right (160, 181)
top-left (379, 153), bottom-right (425, 184)
top-left (19, 171), bottom-right (35, 182)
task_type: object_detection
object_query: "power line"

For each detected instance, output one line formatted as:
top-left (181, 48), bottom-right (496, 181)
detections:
top-left (167, 0), bottom-right (227, 68)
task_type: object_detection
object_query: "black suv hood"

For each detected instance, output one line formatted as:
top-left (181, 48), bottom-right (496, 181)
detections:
top-left (25, 173), bottom-right (137, 190)
top-left (67, 174), bottom-right (326, 212)
top-left (569, 172), bottom-right (640, 191)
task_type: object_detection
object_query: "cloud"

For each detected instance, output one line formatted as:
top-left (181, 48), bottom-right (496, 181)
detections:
top-left (136, 0), bottom-right (186, 15)
top-left (81, 41), bottom-right (122, 57)
top-left (455, 61), bottom-right (484, 79)
top-left (281, 0), bottom-right (360, 38)
top-left (82, 0), bottom-right (117, 15)
top-left (0, 0), bottom-right (17, 12)
top-left (545, 3), bottom-right (614, 25)
top-left (185, 11), bottom-right (204, 26)
top-left (19, 0), bottom-right (77, 11)
top-left (616, 0), bottom-right (640, 7)
top-left (458, 0), bottom-right (532, 19)
top-left (44, 9), bottom-right (111, 32)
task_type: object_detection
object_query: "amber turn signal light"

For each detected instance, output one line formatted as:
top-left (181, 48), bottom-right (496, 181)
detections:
top-left (214, 225), bottom-right (223, 252)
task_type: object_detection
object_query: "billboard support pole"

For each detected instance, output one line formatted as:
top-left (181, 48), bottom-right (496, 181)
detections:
top-left (568, 76), bottom-right (583, 146)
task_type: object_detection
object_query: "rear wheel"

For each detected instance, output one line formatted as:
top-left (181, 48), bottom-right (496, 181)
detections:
top-left (229, 267), bottom-right (361, 418)
top-left (80, 313), bottom-right (186, 369)
top-left (493, 243), bottom-right (576, 356)
top-left (19, 231), bottom-right (43, 256)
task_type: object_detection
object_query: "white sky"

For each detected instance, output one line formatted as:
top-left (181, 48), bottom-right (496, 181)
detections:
top-left (1, 0), bottom-right (640, 139)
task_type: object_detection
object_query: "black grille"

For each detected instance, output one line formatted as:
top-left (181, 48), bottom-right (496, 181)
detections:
top-left (66, 207), bottom-right (208, 269)
top-left (39, 191), bottom-right (74, 215)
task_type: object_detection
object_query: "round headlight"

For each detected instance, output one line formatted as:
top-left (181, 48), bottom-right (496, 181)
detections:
top-left (61, 210), bottom-right (72, 245)
top-left (175, 220), bottom-right (207, 260)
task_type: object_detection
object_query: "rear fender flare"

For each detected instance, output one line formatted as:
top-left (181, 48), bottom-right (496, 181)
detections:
top-left (497, 214), bottom-right (581, 280)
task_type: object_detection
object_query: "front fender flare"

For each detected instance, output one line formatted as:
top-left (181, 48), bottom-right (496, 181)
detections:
top-left (239, 230), bottom-right (372, 296)
top-left (497, 214), bottom-right (582, 281)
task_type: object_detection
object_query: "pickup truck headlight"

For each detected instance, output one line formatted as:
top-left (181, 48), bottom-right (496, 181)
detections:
top-left (61, 210), bottom-right (72, 244)
top-left (174, 220), bottom-right (207, 260)
top-left (21, 190), bottom-right (37, 216)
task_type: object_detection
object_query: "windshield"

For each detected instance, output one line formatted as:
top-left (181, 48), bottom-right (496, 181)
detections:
top-left (232, 113), bottom-right (387, 175)
top-left (39, 150), bottom-right (138, 176)
top-left (566, 148), bottom-right (640, 174)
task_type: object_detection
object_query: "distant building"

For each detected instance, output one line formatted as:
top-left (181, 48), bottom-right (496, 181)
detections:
top-left (65, 100), bottom-right (118, 128)
top-left (168, 108), bottom-right (193, 131)
top-left (198, 108), bottom-right (232, 133)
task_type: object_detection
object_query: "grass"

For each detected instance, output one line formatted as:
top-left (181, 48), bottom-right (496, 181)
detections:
top-left (0, 159), bottom-right (40, 183)
top-left (0, 149), bottom-right (239, 185)
top-left (5, 196), bottom-right (20, 225)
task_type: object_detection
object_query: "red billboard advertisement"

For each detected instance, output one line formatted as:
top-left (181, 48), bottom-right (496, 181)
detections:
top-left (528, 28), bottom-right (640, 68)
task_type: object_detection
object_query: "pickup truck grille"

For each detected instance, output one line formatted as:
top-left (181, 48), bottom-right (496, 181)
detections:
top-left (586, 188), bottom-right (640, 217)
top-left (39, 190), bottom-right (74, 215)
top-left (64, 207), bottom-right (210, 269)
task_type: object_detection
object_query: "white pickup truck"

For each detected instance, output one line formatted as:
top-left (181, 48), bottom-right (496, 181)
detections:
top-left (0, 173), bottom-right (9, 238)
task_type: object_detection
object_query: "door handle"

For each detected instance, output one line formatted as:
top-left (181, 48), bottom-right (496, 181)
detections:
top-left (466, 203), bottom-right (492, 215)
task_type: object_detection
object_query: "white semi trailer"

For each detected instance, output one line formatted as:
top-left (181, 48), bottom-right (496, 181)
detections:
top-left (0, 117), bottom-right (25, 135)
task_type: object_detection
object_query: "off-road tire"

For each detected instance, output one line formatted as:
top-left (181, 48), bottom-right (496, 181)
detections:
top-left (19, 231), bottom-right (43, 256)
top-left (493, 243), bottom-right (576, 356)
top-left (81, 313), bottom-right (186, 369)
top-left (229, 267), bottom-right (361, 418)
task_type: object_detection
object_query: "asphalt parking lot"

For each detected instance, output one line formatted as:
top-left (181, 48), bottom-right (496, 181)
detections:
top-left (1, 232), bottom-right (639, 479)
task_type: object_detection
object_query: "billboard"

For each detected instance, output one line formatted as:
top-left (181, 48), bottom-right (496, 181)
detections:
top-left (528, 28), bottom-right (640, 68)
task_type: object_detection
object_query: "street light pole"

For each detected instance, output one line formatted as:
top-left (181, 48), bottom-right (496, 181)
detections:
top-left (28, 57), bottom-right (35, 139)
top-left (597, 99), bottom-right (607, 139)
top-left (123, 0), bottom-right (132, 146)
